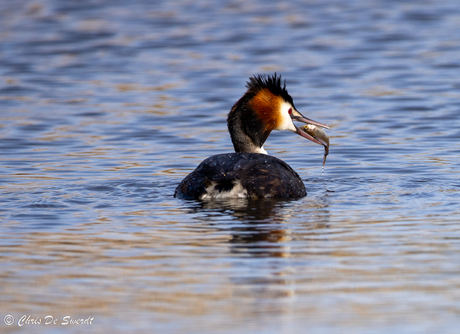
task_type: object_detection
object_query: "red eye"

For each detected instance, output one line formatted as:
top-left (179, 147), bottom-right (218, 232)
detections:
top-left (288, 108), bottom-right (292, 114)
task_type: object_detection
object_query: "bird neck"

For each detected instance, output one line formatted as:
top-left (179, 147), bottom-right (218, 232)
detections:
top-left (227, 94), bottom-right (271, 154)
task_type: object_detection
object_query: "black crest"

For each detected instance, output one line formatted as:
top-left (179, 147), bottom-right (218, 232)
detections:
top-left (246, 73), bottom-right (294, 105)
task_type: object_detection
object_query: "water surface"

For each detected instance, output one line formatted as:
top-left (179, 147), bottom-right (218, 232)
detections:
top-left (1, 0), bottom-right (460, 333)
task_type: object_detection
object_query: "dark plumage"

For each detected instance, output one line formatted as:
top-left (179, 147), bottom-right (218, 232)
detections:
top-left (246, 74), bottom-right (294, 107)
top-left (174, 153), bottom-right (306, 199)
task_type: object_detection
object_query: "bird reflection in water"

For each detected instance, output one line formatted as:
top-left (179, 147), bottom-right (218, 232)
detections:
top-left (183, 197), bottom-right (330, 258)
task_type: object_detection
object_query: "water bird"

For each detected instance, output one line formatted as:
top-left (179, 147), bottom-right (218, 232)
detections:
top-left (175, 74), bottom-right (330, 200)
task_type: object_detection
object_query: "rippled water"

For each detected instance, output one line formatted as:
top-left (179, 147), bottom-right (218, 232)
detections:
top-left (1, 0), bottom-right (460, 333)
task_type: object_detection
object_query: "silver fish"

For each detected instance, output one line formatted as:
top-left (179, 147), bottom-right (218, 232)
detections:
top-left (302, 124), bottom-right (329, 166)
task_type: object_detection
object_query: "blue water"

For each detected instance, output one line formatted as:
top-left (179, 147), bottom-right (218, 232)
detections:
top-left (1, 0), bottom-right (460, 333)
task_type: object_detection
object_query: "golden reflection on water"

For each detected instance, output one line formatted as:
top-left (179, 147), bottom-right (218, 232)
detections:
top-left (1, 189), bottom-right (459, 331)
top-left (115, 83), bottom-right (180, 92)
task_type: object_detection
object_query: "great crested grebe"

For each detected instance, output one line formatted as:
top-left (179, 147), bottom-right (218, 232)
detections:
top-left (174, 74), bottom-right (330, 200)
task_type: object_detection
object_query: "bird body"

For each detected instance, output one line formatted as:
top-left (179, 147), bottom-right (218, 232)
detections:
top-left (175, 74), bottom-right (329, 200)
top-left (174, 153), bottom-right (306, 199)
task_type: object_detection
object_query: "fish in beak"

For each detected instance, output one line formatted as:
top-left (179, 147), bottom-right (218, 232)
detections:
top-left (290, 109), bottom-right (330, 166)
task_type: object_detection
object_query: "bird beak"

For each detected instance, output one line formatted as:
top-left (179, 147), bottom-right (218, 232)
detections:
top-left (290, 109), bottom-right (330, 146)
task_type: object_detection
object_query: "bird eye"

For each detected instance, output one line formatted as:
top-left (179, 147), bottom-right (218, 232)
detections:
top-left (288, 108), bottom-right (292, 114)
